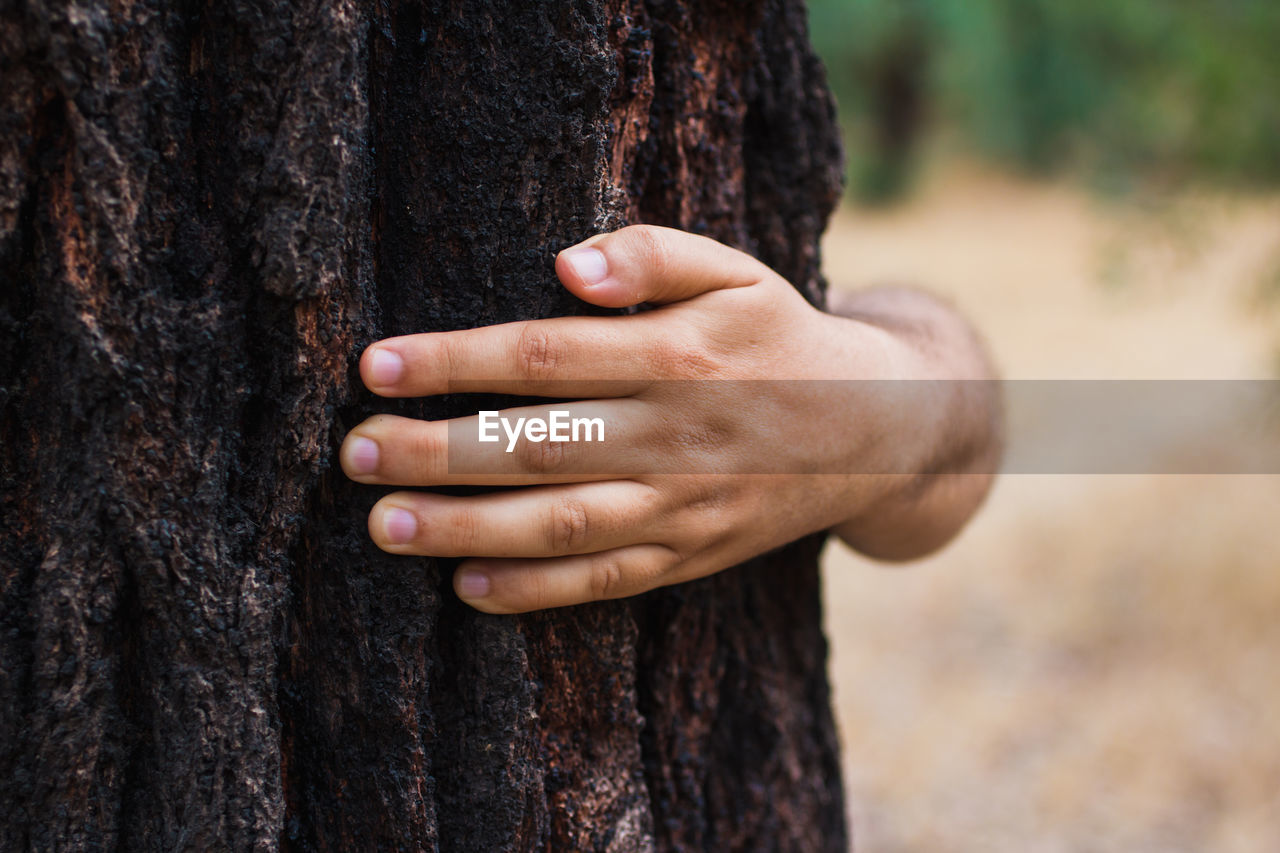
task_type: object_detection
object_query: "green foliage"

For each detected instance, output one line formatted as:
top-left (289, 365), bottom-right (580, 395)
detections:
top-left (808, 0), bottom-right (1280, 199)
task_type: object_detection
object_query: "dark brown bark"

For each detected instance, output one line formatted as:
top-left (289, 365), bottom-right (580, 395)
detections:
top-left (0, 1), bottom-right (846, 850)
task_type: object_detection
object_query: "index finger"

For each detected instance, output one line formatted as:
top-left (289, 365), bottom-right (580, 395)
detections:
top-left (360, 315), bottom-right (665, 398)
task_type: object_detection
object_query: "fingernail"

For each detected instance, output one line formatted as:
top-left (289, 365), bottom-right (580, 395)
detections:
top-left (368, 348), bottom-right (404, 386)
top-left (347, 436), bottom-right (379, 475)
top-left (382, 507), bottom-right (417, 544)
top-left (456, 569), bottom-right (490, 599)
top-left (564, 247), bottom-right (608, 286)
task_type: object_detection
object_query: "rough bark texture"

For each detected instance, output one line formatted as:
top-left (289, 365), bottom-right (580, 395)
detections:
top-left (0, 1), bottom-right (846, 850)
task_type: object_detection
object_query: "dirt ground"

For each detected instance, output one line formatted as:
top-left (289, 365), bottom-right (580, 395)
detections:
top-left (820, 163), bottom-right (1280, 851)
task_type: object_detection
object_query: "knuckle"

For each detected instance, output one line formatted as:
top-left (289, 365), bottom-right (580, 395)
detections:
top-left (685, 482), bottom-right (734, 526)
top-left (625, 225), bottom-right (669, 280)
top-left (517, 431), bottom-right (569, 473)
top-left (734, 276), bottom-right (784, 312)
top-left (515, 325), bottom-right (563, 382)
top-left (588, 556), bottom-right (625, 601)
top-left (671, 417), bottom-right (731, 455)
top-left (635, 548), bottom-right (678, 588)
top-left (548, 499), bottom-right (590, 553)
top-left (647, 331), bottom-right (720, 378)
top-left (410, 426), bottom-right (447, 478)
top-left (634, 485), bottom-right (666, 519)
top-left (444, 506), bottom-right (481, 555)
top-left (435, 334), bottom-right (459, 384)
top-left (528, 567), bottom-right (556, 612)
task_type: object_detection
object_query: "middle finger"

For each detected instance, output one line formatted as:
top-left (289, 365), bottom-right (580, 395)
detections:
top-left (341, 399), bottom-right (651, 486)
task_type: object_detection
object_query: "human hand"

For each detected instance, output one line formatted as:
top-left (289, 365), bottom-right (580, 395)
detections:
top-left (340, 225), bottom-right (998, 613)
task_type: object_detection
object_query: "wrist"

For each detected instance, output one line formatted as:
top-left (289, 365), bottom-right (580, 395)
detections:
top-left (822, 289), bottom-right (1003, 560)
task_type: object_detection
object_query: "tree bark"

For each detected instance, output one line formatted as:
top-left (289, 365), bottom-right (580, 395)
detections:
top-left (0, 1), bottom-right (846, 850)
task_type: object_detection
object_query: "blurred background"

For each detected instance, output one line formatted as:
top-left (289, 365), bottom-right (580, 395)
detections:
top-left (807, 1), bottom-right (1280, 849)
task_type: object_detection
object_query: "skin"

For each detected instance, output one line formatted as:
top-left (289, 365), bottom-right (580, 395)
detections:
top-left (341, 225), bottom-right (1002, 614)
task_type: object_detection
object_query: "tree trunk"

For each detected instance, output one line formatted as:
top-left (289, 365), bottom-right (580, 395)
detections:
top-left (0, 1), bottom-right (846, 850)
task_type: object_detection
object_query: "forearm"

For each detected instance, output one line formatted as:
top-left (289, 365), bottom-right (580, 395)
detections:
top-left (827, 287), bottom-right (1003, 560)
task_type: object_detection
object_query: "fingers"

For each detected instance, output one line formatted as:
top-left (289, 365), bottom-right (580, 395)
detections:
top-left (556, 224), bottom-right (775, 308)
top-left (343, 225), bottom-right (786, 614)
top-left (359, 226), bottom-right (777, 397)
top-left (340, 400), bottom-right (652, 486)
top-left (366, 481), bottom-right (661, 559)
top-left (453, 544), bottom-right (684, 614)
top-left (359, 317), bottom-right (658, 398)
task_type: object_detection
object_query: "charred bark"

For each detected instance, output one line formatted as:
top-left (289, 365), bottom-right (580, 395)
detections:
top-left (0, 1), bottom-right (846, 850)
